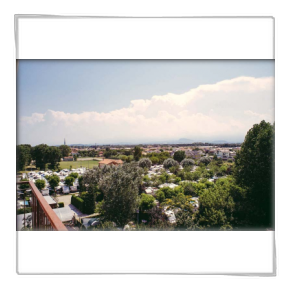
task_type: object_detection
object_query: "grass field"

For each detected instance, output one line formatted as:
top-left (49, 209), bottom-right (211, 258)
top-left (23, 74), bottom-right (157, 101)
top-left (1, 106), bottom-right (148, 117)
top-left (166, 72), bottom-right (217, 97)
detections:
top-left (59, 160), bottom-right (99, 170)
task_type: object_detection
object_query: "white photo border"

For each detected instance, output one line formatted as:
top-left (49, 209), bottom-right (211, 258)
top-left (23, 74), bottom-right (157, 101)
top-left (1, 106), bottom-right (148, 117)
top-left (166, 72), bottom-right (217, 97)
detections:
top-left (15, 16), bottom-right (275, 275)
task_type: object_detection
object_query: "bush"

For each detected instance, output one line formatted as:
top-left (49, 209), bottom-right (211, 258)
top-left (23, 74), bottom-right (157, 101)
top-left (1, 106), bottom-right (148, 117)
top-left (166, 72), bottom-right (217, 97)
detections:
top-left (156, 191), bottom-right (166, 203)
top-left (199, 156), bottom-right (211, 166)
top-left (65, 176), bottom-right (75, 186)
top-left (139, 193), bottom-right (155, 211)
top-left (163, 158), bottom-right (179, 169)
top-left (82, 192), bottom-right (96, 214)
top-left (181, 158), bottom-right (195, 168)
top-left (58, 202), bottom-right (64, 208)
top-left (138, 158), bottom-right (152, 169)
top-left (35, 179), bottom-right (45, 190)
top-left (69, 172), bottom-right (79, 179)
top-left (183, 183), bottom-right (196, 196)
top-left (71, 194), bottom-right (84, 212)
top-left (17, 207), bottom-right (32, 215)
top-left (169, 165), bottom-right (180, 174)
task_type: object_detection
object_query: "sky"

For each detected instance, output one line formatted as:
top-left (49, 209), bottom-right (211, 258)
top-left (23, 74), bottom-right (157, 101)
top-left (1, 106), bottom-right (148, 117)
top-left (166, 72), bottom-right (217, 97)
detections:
top-left (17, 60), bottom-right (274, 146)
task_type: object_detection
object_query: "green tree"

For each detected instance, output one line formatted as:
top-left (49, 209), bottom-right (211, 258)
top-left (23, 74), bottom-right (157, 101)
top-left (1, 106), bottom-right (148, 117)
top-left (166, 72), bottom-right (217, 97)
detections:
top-left (45, 146), bottom-right (62, 170)
top-left (65, 176), bottom-right (75, 186)
top-left (163, 158), bottom-right (179, 169)
top-left (183, 183), bottom-right (196, 196)
top-left (82, 189), bottom-right (96, 214)
top-left (139, 193), bottom-right (155, 211)
top-left (73, 155), bottom-right (78, 161)
top-left (47, 174), bottom-right (60, 195)
top-left (220, 164), bottom-right (228, 175)
top-left (59, 145), bottom-right (71, 158)
top-left (196, 178), bottom-right (235, 230)
top-left (133, 146), bottom-right (142, 161)
top-left (173, 151), bottom-right (186, 163)
top-left (99, 163), bottom-right (144, 228)
top-left (69, 172), bottom-right (78, 179)
top-left (199, 156), bottom-right (211, 166)
top-left (156, 187), bottom-right (176, 200)
top-left (192, 170), bottom-right (201, 181)
top-left (169, 164), bottom-right (180, 175)
top-left (156, 191), bottom-right (166, 203)
top-left (16, 144), bottom-right (32, 172)
top-left (181, 158), bottom-right (195, 168)
top-left (149, 156), bottom-right (159, 165)
top-left (35, 179), bottom-right (45, 191)
top-left (138, 158), bottom-right (152, 169)
top-left (31, 144), bottom-right (49, 170)
top-left (166, 193), bottom-right (195, 213)
top-left (78, 176), bottom-right (86, 192)
top-left (233, 120), bottom-right (275, 229)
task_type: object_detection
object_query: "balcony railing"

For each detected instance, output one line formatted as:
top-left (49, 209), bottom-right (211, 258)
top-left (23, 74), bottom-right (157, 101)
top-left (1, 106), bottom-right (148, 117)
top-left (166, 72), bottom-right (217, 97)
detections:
top-left (17, 181), bottom-right (67, 231)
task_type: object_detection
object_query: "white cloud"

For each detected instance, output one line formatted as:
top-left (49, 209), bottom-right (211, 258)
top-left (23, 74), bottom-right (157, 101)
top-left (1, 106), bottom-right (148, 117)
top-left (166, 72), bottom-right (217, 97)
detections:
top-left (21, 113), bottom-right (45, 125)
top-left (18, 76), bottom-right (274, 145)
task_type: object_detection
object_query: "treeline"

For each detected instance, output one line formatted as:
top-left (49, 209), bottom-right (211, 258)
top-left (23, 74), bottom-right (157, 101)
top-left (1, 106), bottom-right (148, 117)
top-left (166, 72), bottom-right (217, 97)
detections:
top-left (78, 150), bottom-right (99, 157)
top-left (16, 144), bottom-right (72, 171)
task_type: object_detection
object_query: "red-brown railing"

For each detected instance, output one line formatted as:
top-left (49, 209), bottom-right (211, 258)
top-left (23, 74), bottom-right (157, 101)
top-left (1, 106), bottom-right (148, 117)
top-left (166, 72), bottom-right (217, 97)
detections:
top-left (17, 181), bottom-right (67, 231)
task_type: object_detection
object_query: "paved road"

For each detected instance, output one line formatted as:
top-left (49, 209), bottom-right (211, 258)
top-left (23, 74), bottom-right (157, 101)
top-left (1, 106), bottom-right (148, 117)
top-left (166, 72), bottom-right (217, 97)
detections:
top-left (56, 194), bottom-right (74, 206)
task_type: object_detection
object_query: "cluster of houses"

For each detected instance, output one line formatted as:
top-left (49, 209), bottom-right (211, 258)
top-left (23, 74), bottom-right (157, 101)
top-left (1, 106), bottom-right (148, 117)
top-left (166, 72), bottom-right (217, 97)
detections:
top-left (169, 147), bottom-right (239, 161)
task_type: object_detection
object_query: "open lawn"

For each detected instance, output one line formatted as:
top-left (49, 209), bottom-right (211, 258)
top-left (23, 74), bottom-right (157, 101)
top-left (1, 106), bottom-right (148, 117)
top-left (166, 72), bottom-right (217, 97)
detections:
top-left (59, 160), bottom-right (99, 170)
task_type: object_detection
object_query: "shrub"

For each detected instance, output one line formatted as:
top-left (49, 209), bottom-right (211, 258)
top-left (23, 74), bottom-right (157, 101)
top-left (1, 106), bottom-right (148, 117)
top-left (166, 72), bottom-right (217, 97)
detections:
top-left (199, 156), bottom-right (211, 166)
top-left (65, 176), bottom-right (75, 186)
top-left (163, 158), bottom-right (179, 169)
top-left (58, 202), bottom-right (64, 208)
top-left (169, 165), bottom-right (180, 174)
top-left (35, 179), bottom-right (45, 190)
top-left (71, 194), bottom-right (84, 212)
top-left (156, 191), bottom-right (166, 203)
top-left (69, 172), bottom-right (79, 179)
top-left (139, 193), bottom-right (155, 211)
top-left (183, 183), bottom-right (196, 197)
top-left (173, 151), bottom-right (186, 163)
top-left (156, 187), bottom-right (176, 201)
top-left (181, 158), bottom-right (195, 168)
top-left (138, 158), bottom-right (152, 169)
top-left (82, 192), bottom-right (96, 214)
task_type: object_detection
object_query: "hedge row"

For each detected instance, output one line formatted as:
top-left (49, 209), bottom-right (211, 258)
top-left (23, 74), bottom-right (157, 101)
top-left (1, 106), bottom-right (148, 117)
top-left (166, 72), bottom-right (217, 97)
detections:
top-left (71, 195), bottom-right (84, 212)
top-left (58, 202), bottom-right (64, 208)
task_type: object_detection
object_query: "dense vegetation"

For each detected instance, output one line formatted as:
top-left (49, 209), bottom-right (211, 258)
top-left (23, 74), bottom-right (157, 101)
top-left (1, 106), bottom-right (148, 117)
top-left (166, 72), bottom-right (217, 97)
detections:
top-left (17, 120), bottom-right (274, 231)
top-left (17, 144), bottom-right (72, 171)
